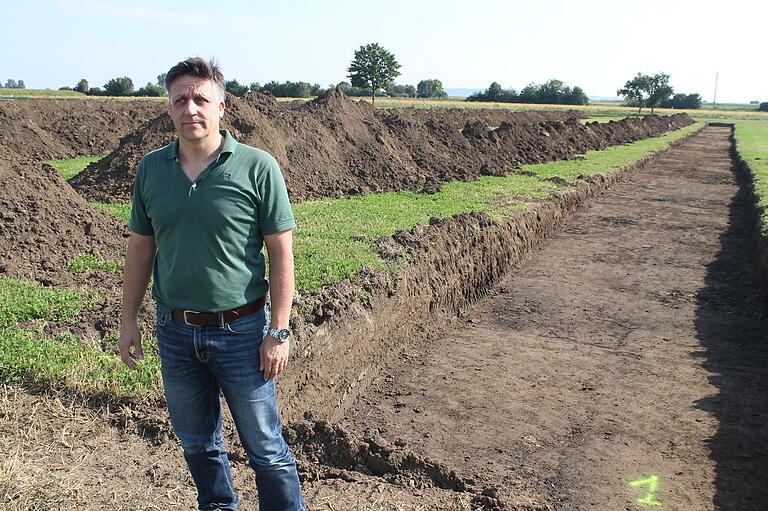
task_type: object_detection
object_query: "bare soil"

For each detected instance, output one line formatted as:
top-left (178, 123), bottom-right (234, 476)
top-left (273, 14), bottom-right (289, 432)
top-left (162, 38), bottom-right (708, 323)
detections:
top-left (2, 97), bottom-right (762, 510)
top-left (68, 89), bottom-right (691, 203)
top-left (337, 126), bottom-right (768, 510)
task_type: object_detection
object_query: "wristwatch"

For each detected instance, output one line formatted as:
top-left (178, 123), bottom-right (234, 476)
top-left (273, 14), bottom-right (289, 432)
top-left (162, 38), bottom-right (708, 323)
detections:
top-left (267, 328), bottom-right (291, 343)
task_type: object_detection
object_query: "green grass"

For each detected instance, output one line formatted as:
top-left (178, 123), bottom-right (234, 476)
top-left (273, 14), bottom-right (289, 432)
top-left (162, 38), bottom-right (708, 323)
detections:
top-left (67, 252), bottom-right (124, 274)
top-left (0, 277), bottom-right (98, 329)
top-left (522, 122), bottom-right (702, 181)
top-left (44, 155), bottom-right (106, 180)
top-left (90, 202), bottom-right (132, 220)
top-left (293, 176), bottom-right (560, 289)
top-left (0, 328), bottom-right (161, 397)
top-left (733, 120), bottom-right (768, 234)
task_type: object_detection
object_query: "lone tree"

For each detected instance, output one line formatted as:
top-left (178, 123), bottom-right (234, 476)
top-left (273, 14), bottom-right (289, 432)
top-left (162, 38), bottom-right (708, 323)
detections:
top-left (104, 76), bottom-right (134, 96)
top-left (347, 42), bottom-right (400, 106)
top-left (74, 78), bottom-right (89, 94)
top-left (417, 79), bottom-right (447, 98)
top-left (618, 72), bottom-right (674, 114)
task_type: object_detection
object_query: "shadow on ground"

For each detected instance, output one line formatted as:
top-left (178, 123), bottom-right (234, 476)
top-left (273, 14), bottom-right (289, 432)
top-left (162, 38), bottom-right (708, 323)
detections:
top-left (694, 128), bottom-right (768, 510)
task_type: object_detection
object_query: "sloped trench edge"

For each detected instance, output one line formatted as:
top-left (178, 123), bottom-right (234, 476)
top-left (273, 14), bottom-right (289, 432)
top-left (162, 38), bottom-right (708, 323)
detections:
top-left (272, 123), bottom-right (709, 505)
top-left (725, 122), bottom-right (768, 304)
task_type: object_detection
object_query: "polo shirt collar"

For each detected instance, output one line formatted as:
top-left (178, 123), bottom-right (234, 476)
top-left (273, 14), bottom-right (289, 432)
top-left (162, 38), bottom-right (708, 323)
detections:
top-left (164, 130), bottom-right (238, 162)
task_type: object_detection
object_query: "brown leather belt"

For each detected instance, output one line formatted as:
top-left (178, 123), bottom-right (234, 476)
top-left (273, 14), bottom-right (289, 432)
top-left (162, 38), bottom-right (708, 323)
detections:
top-left (171, 296), bottom-right (266, 326)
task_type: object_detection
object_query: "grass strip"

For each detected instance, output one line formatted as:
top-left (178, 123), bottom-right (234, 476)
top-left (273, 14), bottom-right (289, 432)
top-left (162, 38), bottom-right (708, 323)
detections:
top-left (522, 123), bottom-right (702, 181)
top-left (67, 252), bottom-right (124, 274)
top-left (0, 277), bottom-right (98, 329)
top-left (44, 155), bottom-right (105, 180)
top-left (0, 329), bottom-right (160, 397)
top-left (733, 120), bottom-right (768, 235)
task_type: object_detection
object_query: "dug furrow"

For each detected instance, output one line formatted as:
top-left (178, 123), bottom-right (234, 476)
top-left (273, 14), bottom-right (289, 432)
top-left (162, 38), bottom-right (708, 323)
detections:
top-left (341, 126), bottom-right (768, 510)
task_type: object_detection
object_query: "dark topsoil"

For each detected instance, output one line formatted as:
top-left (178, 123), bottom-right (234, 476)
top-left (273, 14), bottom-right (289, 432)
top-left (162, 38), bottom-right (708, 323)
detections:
top-left (68, 88), bottom-right (693, 203)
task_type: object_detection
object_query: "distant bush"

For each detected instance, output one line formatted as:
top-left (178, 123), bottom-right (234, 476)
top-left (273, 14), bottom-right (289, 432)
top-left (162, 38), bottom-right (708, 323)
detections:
top-left (225, 79), bottom-right (249, 97)
top-left (387, 83), bottom-right (416, 97)
top-left (336, 81), bottom-right (372, 97)
top-left (660, 93), bottom-right (702, 109)
top-left (759, 102), bottom-right (768, 112)
top-left (417, 79), bottom-right (447, 98)
top-left (135, 82), bottom-right (165, 97)
top-left (468, 79), bottom-right (589, 105)
top-left (104, 77), bottom-right (134, 96)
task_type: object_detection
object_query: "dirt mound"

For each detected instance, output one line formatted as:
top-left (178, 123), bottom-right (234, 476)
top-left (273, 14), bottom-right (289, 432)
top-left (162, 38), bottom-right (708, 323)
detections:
top-left (0, 99), bottom-right (165, 160)
top-left (380, 105), bottom-right (585, 127)
top-left (70, 88), bottom-right (693, 203)
top-left (0, 149), bottom-right (128, 284)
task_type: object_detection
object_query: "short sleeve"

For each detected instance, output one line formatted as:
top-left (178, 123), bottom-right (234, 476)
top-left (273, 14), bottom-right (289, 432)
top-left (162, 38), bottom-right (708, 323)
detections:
top-left (257, 156), bottom-right (296, 235)
top-left (128, 158), bottom-right (154, 236)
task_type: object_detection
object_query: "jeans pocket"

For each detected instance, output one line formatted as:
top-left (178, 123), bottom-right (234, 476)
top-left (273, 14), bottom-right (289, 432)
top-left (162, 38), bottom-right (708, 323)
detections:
top-left (225, 309), bottom-right (266, 335)
top-left (156, 306), bottom-right (169, 328)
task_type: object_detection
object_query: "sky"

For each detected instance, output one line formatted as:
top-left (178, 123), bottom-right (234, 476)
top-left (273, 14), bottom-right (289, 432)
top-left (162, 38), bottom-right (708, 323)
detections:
top-left (1, 0), bottom-right (765, 103)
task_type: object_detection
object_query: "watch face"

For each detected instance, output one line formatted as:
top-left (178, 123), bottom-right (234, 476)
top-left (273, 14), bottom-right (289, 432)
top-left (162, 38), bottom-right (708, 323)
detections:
top-left (278, 329), bottom-right (290, 340)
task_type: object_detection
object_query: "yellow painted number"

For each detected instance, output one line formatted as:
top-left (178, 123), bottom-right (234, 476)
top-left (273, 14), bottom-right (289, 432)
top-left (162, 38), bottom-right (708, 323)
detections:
top-left (628, 475), bottom-right (662, 507)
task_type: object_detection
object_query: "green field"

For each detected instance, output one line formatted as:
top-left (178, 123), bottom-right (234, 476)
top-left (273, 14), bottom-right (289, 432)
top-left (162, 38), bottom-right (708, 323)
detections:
top-left (0, 89), bottom-right (86, 98)
top-left (733, 120), bottom-right (768, 234)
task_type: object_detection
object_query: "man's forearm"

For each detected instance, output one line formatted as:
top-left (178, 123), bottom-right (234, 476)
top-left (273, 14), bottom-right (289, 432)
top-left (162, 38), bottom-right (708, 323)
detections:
top-left (264, 230), bottom-right (295, 329)
top-left (121, 235), bottom-right (156, 322)
top-left (268, 253), bottom-right (295, 329)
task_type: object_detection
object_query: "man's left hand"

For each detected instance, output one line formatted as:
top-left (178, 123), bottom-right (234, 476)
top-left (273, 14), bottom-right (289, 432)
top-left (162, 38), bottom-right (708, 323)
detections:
top-left (260, 335), bottom-right (290, 380)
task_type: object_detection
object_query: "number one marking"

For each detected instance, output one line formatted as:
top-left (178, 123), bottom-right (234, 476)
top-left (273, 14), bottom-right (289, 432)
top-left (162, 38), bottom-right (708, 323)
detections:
top-left (628, 475), bottom-right (662, 507)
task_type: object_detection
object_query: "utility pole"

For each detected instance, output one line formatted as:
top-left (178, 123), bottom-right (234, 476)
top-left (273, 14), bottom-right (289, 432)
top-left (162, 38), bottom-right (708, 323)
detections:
top-left (713, 72), bottom-right (719, 109)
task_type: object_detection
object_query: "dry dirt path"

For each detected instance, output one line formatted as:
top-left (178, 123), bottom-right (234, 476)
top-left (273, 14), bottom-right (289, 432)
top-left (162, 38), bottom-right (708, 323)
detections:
top-left (341, 126), bottom-right (768, 510)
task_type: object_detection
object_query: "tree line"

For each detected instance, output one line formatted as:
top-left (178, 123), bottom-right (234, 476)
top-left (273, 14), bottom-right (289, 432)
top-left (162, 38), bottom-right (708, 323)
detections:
top-left (467, 80), bottom-right (589, 105)
top-left (1, 79), bottom-right (26, 89)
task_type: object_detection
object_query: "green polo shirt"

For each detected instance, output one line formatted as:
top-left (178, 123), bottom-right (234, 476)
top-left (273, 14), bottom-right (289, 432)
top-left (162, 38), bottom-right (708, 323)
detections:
top-left (128, 130), bottom-right (296, 312)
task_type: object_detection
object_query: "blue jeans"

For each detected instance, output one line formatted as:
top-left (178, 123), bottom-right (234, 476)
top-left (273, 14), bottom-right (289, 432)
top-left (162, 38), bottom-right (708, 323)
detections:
top-left (156, 305), bottom-right (305, 511)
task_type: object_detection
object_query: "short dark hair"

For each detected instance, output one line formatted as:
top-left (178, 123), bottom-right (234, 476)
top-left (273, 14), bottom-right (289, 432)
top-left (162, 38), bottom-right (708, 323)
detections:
top-left (165, 57), bottom-right (226, 102)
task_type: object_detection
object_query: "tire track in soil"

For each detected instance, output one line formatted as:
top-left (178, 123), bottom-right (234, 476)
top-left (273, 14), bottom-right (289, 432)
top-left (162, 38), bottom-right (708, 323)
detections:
top-left (341, 126), bottom-right (768, 510)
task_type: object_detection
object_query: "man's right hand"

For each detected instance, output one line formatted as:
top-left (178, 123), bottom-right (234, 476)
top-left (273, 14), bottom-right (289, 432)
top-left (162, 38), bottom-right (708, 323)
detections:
top-left (119, 320), bottom-right (144, 370)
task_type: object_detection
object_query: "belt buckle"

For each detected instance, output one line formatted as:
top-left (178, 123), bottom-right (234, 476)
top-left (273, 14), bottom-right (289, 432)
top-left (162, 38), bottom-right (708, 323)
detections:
top-left (183, 310), bottom-right (200, 326)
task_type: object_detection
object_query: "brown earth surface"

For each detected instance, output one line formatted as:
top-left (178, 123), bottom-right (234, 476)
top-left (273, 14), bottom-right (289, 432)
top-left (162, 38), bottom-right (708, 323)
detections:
top-left (3, 127), bottom-right (766, 510)
top-left (337, 126), bottom-right (768, 510)
top-left (68, 88), bottom-right (691, 203)
top-left (0, 98), bottom-right (166, 160)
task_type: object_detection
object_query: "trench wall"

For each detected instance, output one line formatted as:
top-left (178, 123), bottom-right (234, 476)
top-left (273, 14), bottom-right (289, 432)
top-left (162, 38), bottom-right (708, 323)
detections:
top-left (276, 124), bottom-right (709, 424)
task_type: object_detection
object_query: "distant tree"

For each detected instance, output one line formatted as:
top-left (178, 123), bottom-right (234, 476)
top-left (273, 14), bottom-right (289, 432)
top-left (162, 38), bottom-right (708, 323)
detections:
top-left (157, 73), bottom-right (167, 88)
top-left (74, 78), bottom-right (89, 94)
top-left (249, 82), bottom-right (262, 92)
top-left (618, 72), bottom-right (673, 114)
top-left (104, 76), bottom-right (134, 96)
top-left (4, 79), bottom-right (18, 88)
top-left (347, 42), bottom-right (401, 105)
top-left (759, 102), bottom-right (768, 112)
top-left (645, 73), bottom-right (673, 113)
top-left (310, 83), bottom-right (326, 96)
top-left (225, 79), bottom-right (249, 97)
top-left (417, 79), bottom-right (447, 98)
top-left (59, 86), bottom-right (72, 90)
top-left (87, 87), bottom-right (104, 96)
top-left (135, 82), bottom-right (165, 97)
top-left (617, 73), bottom-right (650, 112)
top-left (16, 80), bottom-right (25, 89)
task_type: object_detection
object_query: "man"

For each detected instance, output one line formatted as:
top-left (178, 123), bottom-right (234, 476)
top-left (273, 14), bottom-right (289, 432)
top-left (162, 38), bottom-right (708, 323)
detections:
top-left (118, 57), bottom-right (305, 511)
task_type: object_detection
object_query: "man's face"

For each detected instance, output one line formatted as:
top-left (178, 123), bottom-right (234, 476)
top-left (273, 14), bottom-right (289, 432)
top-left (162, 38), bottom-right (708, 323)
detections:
top-left (168, 75), bottom-right (224, 143)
